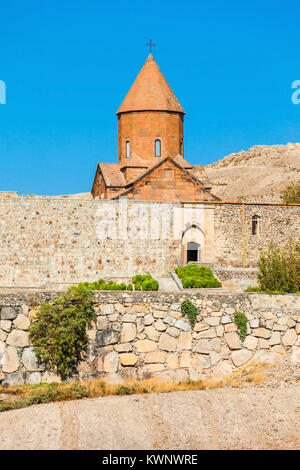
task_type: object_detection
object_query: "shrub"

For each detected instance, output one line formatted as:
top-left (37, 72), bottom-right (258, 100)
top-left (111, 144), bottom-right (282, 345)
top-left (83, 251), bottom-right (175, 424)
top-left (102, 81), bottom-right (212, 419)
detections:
top-left (181, 299), bottom-right (198, 328)
top-left (142, 278), bottom-right (159, 291)
top-left (234, 311), bottom-right (248, 342)
top-left (175, 264), bottom-right (222, 288)
top-left (281, 181), bottom-right (300, 204)
top-left (257, 240), bottom-right (300, 293)
top-left (132, 274), bottom-right (159, 291)
top-left (127, 283), bottom-right (133, 291)
top-left (29, 285), bottom-right (96, 379)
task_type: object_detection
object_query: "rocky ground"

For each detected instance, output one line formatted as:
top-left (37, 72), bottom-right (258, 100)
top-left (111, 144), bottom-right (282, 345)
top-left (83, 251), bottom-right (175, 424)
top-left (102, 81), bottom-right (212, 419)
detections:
top-left (0, 354), bottom-right (300, 450)
top-left (206, 142), bottom-right (300, 201)
top-left (0, 384), bottom-right (300, 450)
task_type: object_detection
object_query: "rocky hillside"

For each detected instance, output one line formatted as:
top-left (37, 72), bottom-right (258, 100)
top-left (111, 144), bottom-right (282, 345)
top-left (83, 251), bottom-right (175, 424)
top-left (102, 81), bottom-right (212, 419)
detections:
top-left (206, 143), bottom-right (300, 202)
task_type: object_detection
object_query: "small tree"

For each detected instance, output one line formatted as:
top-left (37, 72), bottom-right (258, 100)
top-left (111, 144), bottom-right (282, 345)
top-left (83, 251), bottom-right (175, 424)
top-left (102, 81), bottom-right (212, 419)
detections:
top-left (258, 240), bottom-right (300, 293)
top-left (29, 285), bottom-right (96, 378)
top-left (281, 181), bottom-right (300, 204)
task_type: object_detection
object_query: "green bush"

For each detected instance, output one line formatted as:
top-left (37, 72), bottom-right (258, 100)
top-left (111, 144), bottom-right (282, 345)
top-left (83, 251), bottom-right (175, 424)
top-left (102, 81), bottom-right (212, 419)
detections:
top-left (29, 284), bottom-right (96, 379)
top-left (181, 299), bottom-right (198, 328)
top-left (78, 278), bottom-right (133, 291)
top-left (132, 274), bottom-right (159, 291)
top-left (281, 181), bottom-right (300, 204)
top-left (175, 264), bottom-right (222, 289)
top-left (234, 311), bottom-right (248, 342)
top-left (257, 240), bottom-right (300, 293)
top-left (142, 278), bottom-right (159, 291)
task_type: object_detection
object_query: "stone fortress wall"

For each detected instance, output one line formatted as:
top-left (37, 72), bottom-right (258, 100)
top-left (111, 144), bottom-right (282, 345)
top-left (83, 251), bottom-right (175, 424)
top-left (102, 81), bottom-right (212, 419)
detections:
top-left (0, 291), bottom-right (300, 386)
top-left (0, 192), bottom-right (299, 287)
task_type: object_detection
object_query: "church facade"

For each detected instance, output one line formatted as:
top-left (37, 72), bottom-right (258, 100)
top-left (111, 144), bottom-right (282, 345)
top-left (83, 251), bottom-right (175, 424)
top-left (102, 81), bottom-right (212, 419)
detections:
top-left (91, 53), bottom-right (219, 203)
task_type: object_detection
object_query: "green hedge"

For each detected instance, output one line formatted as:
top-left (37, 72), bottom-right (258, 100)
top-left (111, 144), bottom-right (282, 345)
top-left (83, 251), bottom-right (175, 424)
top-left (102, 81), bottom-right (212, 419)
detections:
top-left (77, 280), bottom-right (131, 291)
top-left (175, 264), bottom-right (221, 288)
top-left (132, 274), bottom-right (159, 291)
top-left (76, 274), bottom-right (159, 292)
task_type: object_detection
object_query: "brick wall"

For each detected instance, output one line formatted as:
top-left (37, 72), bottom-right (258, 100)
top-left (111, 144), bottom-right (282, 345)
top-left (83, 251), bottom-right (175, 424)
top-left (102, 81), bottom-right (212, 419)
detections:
top-left (118, 111), bottom-right (184, 164)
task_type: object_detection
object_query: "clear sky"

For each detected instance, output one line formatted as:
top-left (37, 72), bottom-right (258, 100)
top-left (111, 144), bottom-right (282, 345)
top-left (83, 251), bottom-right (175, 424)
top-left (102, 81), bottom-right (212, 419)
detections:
top-left (0, 0), bottom-right (299, 195)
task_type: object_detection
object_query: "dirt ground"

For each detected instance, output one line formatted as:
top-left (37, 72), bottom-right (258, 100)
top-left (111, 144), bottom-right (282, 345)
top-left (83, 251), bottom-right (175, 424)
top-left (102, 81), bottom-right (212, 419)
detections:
top-left (0, 383), bottom-right (300, 450)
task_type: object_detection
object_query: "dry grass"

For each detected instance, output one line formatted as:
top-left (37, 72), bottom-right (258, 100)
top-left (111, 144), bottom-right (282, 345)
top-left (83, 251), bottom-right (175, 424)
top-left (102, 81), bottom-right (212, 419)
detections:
top-left (0, 360), bottom-right (273, 413)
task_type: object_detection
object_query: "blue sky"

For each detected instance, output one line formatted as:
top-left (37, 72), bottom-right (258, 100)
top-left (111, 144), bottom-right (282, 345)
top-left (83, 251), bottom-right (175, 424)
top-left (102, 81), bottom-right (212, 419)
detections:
top-left (0, 0), bottom-right (299, 195)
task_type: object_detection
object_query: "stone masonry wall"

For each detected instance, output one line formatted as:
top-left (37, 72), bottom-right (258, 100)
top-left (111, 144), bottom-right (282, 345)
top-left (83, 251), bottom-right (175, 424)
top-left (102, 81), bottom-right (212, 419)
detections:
top-left (0, 194), bottom-right (298, 287)
top-left (214, 203), bottom-right (300, 267)
top-left (1, 291), bottom-right (300, 386)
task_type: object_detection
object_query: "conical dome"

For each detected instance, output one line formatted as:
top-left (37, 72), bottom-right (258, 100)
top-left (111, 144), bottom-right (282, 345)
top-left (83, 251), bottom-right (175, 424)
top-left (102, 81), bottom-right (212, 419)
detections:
top-left (116, 54), bottom-right (185, 115)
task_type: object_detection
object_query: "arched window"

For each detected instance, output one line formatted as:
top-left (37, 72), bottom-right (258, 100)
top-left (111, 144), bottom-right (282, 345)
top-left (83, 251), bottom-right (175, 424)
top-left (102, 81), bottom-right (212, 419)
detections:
top-left (155, 139), bottom-right (161, 157)
top-left (180, 141), bottom-right (183, 155)
top-left (252, 215), bottom-right (260, 235)
top-left (126, 141), bottom-right (130, 158)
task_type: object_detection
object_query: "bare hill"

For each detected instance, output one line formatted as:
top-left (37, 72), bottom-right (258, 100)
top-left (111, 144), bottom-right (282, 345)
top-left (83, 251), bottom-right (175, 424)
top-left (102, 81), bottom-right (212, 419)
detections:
top-left (206, 143), bottom-right (300, 202)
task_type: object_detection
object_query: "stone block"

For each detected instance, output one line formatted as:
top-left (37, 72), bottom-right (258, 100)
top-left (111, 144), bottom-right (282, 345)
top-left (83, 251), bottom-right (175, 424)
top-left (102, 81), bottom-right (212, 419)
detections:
top-left (27, 372), bottom-right (42, 384)
top-left (6, 330), bottom-right (29, 348)
top-left (177, 332), bottom-right (192, 351)
top-left (180, 351), bottom-right (191, 368)
top-left (243, 336), bottom-right (258, 350)
top-left (205, 317), bottom-right (220, 327)
top-left (282, 329), bottom-right (297, 347)
top-left (144, 351), bottom-right (166, 363)
top-left (13, 314), bottom-right (30, 331)
top-left (174, 319), bottom-right (191, 331)
top-left (121, 323), bottom-right (136, 343)
top-left (252, 328), bottom-right (271, 339)
top-left (166, 327), bottom-right (180, 337)
top-left (119, 353), bottom-right (138, 366)
top-left (269, 331), bottom-right (281, 346)
top-left (159, 333), bottom-right (177, 352)
top-left (0, 320), bottom-right (11, 332)
top-left (166, 354), bottom-right (179, 369)
top-left (21, 347), bottom-right (40, 372)
top-left (154, 320), bottom-right (166, 332)
top-left (96, 329), bottom-right (120, 346)
top-left (135, 339), bottom-right (157, 353)
top-left (231, 350), bottom-right (252, 367)
top-left (2, 372), bottom-right (25, 387)
top-left (1, 307), bottom-right (17, 321)
top-left (1, 346), bottom-right (19, 373)
top-left (225, 332), bottom-right (241, 350)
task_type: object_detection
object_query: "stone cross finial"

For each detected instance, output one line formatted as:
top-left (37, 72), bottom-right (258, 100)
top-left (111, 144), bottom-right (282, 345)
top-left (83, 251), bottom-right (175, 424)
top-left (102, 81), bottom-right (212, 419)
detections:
top-left (146, 39), bottom-right (156, 54)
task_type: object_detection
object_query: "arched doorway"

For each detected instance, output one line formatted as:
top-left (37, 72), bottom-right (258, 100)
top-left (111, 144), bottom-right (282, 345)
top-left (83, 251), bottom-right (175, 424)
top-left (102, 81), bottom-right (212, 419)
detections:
top-left (181, 224), bottom-right (204, 265)
top-left (187, 242), bottom-right (200, 262)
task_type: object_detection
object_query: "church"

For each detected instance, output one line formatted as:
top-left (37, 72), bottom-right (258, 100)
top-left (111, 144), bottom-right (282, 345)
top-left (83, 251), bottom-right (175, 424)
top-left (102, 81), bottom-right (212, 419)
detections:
top-left (91, 53), bottom-right (219, 203)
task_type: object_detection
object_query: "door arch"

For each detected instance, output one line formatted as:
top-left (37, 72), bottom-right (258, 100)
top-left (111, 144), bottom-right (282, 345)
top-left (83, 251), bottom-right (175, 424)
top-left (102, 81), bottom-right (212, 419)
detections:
top-left (181, 224), bottom-right (204, 264)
